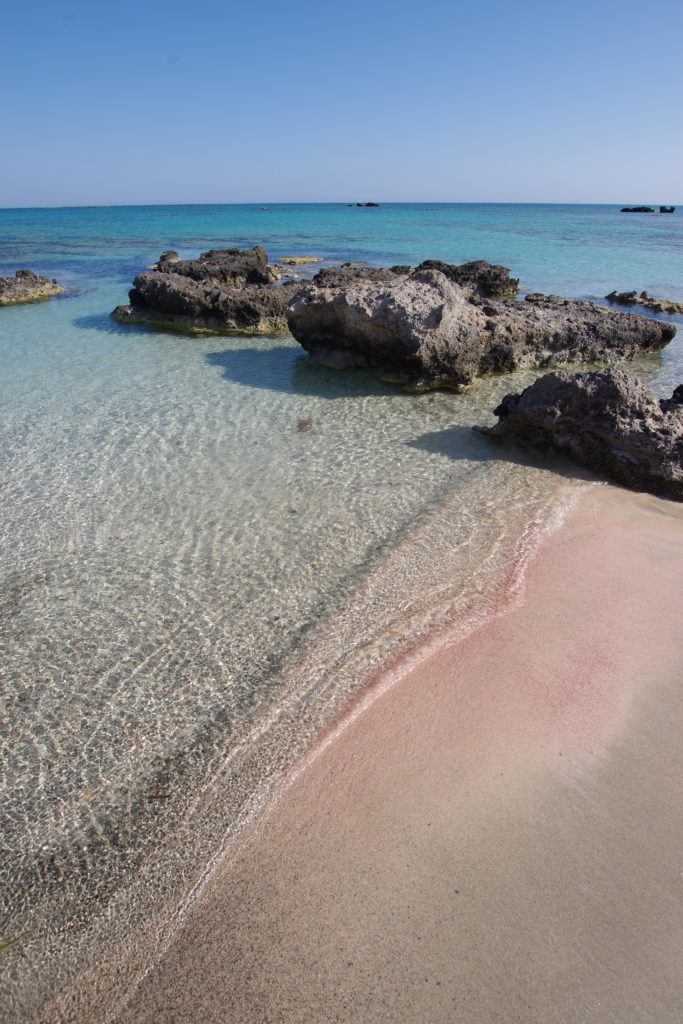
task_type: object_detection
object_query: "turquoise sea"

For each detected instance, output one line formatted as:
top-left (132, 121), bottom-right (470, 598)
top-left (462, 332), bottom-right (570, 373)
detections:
top-left (2, 203), bottom-right (682, 1020)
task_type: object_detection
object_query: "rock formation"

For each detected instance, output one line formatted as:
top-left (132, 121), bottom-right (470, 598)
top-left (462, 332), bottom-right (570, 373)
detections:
top-left (606, 289), bottom-right (683, 316)
top-left (286, 261), bottom-right (675, 391)
top-left (111, 247), bottom-right (297, 334)
top-left (481, 368), bottom-right (683, 500)
top-left (0, 269), bottom-right (62, 306)
top-left (621, 206), bottom-right (654, 213)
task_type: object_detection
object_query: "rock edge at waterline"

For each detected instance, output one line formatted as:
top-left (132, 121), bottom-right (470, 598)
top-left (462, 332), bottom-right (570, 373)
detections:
top-left (287, 261), bottom-right (675, 391)
top-left (0, 269), bottom-right (63, 306)
top-left (480, 368), bottom-right (683, 500)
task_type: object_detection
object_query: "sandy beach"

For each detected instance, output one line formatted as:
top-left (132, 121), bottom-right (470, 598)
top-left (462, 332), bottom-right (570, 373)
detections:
top-left (106, 483), bottom-right (683, 1024)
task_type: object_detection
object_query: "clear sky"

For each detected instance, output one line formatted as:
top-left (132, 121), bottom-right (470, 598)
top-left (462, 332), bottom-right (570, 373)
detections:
top-left (2, 0), bottom-right (682, 207)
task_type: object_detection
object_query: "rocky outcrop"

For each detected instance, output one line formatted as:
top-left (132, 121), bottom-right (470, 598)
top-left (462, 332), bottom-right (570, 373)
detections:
top-left (0, 269), bottom-right (62, 306)
top-left (481, 368), bottom-right (683, 500)
top-left (621, 206), bottom-right (654, 213)
top-left (606, 289), bottom-right (683, 316)
top-left (112, 247), bottom-right (295, 334)
top-left (660, 206), bottom-right (675, 213)
top-left (286, 261), bottom-right (675, 391)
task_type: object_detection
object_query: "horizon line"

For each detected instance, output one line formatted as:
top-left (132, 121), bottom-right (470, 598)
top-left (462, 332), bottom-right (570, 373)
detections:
top-left (1, 200), bottom-right (679, 213)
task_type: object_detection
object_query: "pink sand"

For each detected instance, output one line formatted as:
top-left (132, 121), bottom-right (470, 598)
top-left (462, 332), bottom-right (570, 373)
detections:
top-left (116, 485), bottom-right (683, 1024)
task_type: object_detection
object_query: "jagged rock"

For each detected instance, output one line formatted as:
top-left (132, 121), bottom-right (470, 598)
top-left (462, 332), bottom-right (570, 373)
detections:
top-left (286, 262), bottom-right (675, 391)
top-left (111, 247), bottom-right (295, 334)
top-left (155, 246), bottom-right (276, 286)
top-left (606, 289), bottom-right (683, 316)
top-left (0, 269), bottom-right (62, 306)
top-left (621, 206), bottom-right (654, 213)
top-left (481, 368), bottom-right (683, 500)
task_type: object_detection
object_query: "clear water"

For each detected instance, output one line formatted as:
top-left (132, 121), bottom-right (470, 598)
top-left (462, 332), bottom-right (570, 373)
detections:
top-left (1, 204), bottom-right (682, 1020)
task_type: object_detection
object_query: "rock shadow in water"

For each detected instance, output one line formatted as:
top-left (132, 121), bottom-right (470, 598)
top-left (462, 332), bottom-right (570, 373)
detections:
top-left (407, 423), bottom-right (597, 482)
top-left (205, 345), bottom-right (399, 399)
top-left (72, 312), bottom-right (156, 336)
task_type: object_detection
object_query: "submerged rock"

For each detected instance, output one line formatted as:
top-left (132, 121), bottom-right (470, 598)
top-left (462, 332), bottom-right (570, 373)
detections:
top-left (280, 256), bottom-right (325, 265)
top-left (0, 269), bottom-right (62, 306)
top-left (482, 368), bottom-right (683, 500)
top-left (286, 261), bottom-right (675, 391)
top-left (112, 247), bottom-right (295, 334)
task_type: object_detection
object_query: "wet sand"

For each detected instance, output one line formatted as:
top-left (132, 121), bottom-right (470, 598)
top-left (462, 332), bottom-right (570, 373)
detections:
top-left (116, 484), bottom-right (683, 1024)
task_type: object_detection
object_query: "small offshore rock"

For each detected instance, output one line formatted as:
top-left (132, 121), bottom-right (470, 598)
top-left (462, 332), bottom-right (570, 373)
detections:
top-left (606, 289), bottom-right (683, 316)
top-left (0, 269), bottom-right (63, 306)
top-left (482, 368), bottom-right (683, 500)
top-left (621, 206), bottom-right (654, 213)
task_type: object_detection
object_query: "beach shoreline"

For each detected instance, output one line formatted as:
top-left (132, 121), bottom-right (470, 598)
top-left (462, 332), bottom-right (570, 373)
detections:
top-left (2, 203), bottom-right (682, 1022)
top-left (95, 483), bottom-right (683, 1024)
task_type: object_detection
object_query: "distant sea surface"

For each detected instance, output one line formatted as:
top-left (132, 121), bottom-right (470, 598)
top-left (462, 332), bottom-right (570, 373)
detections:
top-left (1, 204), bottom-right (682, 1020)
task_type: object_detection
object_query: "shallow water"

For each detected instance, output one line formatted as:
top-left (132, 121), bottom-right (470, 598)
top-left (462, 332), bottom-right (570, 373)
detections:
top-left (1, 203), bottom-right (682, 1019)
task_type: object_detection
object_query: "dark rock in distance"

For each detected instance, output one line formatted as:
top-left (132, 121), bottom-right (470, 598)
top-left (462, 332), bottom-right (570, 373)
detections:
top-left (112, 247), bottom-right (294, 334)
top-left (482, 368), bottom-right (683, 500)
top-left (621, 206), bottom-right (654, 213)
top-left (286, 261), bottom-right (675, 391)
top-left (0, 269), bottom-right (63, 306)
top-left (660, 206), bottom-right (675, 213)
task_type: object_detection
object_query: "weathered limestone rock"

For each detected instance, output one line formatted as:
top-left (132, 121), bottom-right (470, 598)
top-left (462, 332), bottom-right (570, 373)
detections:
top-left (482, 368), bottom-right (683, 500)
top-left (111, 247), bottom-right (295, 334)
top-left (0, 269), bottom-right (62, 306)
top-left (286, 262), bottom-right (675, 391)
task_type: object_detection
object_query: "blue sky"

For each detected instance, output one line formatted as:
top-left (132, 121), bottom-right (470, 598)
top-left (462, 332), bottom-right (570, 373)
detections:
top-left (2, 0), bottom-right (682, 206)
